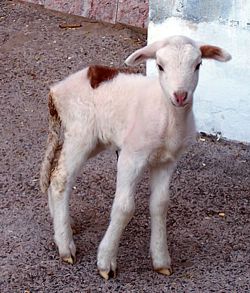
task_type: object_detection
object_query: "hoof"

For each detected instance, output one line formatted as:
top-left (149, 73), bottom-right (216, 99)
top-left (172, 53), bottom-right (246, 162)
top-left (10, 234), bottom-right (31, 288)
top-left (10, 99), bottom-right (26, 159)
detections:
top-left (155, 267), bottom-right (172, 276)
top-left (62, 255), bottom-right (75, 265)
top-left (99, 269), bottom-right (116, 280)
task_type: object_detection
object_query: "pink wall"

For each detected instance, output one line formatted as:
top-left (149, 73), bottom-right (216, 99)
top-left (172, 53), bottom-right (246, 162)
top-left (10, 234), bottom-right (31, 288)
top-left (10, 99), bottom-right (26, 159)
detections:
top-left (23, 0), bottom-right (149, 28)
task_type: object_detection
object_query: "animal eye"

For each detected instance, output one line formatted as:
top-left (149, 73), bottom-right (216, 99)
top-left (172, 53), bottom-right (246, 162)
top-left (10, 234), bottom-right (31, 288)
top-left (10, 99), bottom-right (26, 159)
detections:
top-left (157, 64), bottom-right (164, 72)
top-left (195, 62), bottom-right (202, 71)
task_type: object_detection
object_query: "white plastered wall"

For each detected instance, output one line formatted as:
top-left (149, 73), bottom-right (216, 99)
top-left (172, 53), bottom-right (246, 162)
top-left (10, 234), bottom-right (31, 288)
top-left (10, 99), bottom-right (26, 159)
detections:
top-left (148, 1), bottom-right (250, 142)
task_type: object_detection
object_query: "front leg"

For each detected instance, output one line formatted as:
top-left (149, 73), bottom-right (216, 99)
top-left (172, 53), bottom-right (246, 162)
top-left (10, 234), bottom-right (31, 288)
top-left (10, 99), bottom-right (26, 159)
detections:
top-left (149, 162), bottom-right (175, 276)
top-left (97, 150), bottom-right (146, 279)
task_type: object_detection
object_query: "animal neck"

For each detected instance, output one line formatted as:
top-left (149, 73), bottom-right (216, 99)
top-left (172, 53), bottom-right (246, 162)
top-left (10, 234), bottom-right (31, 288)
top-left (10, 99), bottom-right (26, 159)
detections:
top-left (165, 93), bottom-right (194, 125)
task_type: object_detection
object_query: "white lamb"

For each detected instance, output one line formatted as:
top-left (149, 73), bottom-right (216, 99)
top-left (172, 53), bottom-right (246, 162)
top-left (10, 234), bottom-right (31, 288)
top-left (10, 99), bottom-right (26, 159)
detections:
top-left (40, 35), bottom-right (231, 279)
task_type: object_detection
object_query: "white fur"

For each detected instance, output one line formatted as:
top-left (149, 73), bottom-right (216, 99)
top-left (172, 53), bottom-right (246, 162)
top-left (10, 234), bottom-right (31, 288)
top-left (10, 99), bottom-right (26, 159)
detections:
top-left (40, 35), bottom-right (231, 275)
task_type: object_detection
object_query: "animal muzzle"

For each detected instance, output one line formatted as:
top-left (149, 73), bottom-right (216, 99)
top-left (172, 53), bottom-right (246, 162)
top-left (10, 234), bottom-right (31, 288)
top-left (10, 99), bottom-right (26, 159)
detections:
top-left (173, 91), bottom-right (188, 107)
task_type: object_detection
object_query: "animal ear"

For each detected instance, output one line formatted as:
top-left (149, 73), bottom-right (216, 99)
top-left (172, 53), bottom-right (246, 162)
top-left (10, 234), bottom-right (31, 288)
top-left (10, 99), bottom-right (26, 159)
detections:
top-left (125, 40), bottom-right (167, 66)
top-left (200, 45), bottom-right (232, 62)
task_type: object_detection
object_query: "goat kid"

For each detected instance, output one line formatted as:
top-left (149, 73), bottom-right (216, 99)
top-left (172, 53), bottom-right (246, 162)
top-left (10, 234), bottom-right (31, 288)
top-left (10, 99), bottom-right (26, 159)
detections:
top-left (40, 36), bottom-right (231, 279)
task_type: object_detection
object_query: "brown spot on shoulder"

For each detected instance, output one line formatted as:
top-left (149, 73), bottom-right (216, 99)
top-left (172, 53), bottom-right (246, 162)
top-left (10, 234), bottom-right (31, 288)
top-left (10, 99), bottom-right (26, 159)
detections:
top-left (87, 65), bottom-right (118, 89)
top-left (48, 92), bottom-right (58, 118)
top-left (87, 65), bottom-right (139, 89)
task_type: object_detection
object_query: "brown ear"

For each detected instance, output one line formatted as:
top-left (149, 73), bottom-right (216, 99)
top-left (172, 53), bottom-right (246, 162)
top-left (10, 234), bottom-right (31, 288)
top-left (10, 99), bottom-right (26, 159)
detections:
top-left (200, 45), bottom-right (231, 62)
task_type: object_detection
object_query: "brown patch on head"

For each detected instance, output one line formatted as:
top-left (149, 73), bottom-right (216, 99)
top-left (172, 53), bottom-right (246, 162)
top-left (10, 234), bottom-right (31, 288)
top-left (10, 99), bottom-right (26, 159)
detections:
top-left (48, 92), bottom-right (58, 118)
top-left (200, 45), bottom-right (222, 60)
top-left (87, 65), bottom-right (138, 89)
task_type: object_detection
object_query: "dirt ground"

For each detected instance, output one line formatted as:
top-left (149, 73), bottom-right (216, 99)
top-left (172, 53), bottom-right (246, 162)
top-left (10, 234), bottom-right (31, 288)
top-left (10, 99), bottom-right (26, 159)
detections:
top-left (0, 1), bottom-right (249, 292)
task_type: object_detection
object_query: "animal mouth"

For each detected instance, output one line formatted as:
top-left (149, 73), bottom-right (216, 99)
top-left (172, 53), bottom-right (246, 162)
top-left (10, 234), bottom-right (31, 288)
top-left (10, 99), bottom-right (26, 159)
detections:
top-left (170, 99), bottom-right (189, 108)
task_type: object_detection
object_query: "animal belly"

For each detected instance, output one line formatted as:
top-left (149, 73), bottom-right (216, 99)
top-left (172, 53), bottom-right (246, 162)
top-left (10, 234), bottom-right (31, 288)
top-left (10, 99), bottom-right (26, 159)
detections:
top-left (149, 148), bottom-right (177, 165)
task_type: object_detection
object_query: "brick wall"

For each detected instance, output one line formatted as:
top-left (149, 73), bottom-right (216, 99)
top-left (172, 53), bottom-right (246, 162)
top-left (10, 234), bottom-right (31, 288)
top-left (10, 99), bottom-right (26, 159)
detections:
top-left (24, 0), bottom-right (149, 28)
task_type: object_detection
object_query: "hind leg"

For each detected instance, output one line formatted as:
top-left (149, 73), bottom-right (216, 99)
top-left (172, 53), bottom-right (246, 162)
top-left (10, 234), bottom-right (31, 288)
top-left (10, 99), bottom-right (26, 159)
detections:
top-left (49, 130), bottom-right (96, 264)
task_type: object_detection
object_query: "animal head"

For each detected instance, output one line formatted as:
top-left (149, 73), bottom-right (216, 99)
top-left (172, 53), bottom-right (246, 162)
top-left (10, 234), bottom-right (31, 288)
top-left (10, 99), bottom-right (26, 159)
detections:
top-left (125, 35), bottom-right (231, 108)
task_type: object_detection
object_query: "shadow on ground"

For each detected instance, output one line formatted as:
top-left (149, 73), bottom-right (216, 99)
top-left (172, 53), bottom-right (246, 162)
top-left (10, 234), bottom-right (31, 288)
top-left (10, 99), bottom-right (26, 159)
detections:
top-left (0, 1), bottom-right (249, 292)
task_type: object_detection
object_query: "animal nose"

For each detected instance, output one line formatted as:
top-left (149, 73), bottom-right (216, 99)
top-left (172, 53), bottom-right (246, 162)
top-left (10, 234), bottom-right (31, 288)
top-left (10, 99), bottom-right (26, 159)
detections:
top-left (174, 91), bottom-right (188, 106)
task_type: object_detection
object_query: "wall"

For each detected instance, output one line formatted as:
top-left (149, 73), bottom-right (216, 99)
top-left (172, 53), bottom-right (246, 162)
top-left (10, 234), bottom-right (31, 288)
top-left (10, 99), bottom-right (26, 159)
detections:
top-left (148, 0), bottom-right (250, 142)
top-left (23, 0), bottom-right (149, 28)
